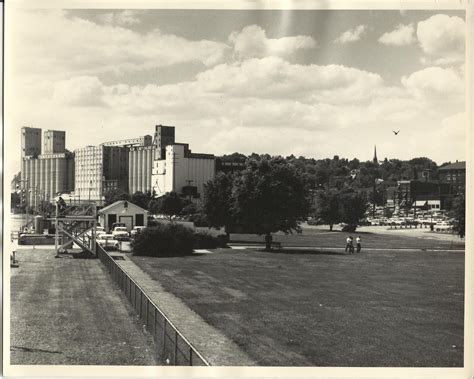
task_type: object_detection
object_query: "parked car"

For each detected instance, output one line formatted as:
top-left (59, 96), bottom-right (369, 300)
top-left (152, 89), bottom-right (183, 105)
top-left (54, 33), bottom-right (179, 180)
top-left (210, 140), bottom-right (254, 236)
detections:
top-left (112, 226), bottom-right (130, 241)
top-left (96, 226), bottom-right (106, 236)
top-left (111, 222), bottom-right (126, 232)
top-left (97, 234), bottom-right (119, 250)
top-left (130, 226), bottom-right (146, 238)
top-left (435, 221), bottom-right (453, 232)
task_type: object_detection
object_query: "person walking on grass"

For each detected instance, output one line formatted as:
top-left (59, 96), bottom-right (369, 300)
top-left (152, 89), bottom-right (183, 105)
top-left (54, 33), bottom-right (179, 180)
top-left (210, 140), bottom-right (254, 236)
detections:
top-left (356, 236), bottom-right (362, 253)
top-left (349, 236), bottom-right (355, 254)
top-left (345, 236), bottom-right (351, 253)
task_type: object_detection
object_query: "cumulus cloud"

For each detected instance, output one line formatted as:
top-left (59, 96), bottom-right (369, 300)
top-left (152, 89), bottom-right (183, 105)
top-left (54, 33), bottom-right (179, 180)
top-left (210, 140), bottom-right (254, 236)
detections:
top-left (417, 14), bottom-right (465, 64)
top-left (229, 25), bottom-right (316, 60)
top-left (335, 25), bottom-right (368, 44)
top-left (378, 23), bottom-right (416, 46)
top-left (98, 10), bottom-right (142, 26)
top-left (53, 76), bottom-right (106, 106)
top-left (195, 56), bottom-right (384, 104)
top-left (401, 66), bottom-right (464, 101)
top-left (11, 9), bottom-right (230, 79)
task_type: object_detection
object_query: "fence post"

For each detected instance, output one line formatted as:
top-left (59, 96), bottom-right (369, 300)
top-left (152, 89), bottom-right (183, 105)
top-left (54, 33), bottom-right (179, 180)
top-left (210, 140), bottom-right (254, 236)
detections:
top-left (145, 298), bottom-right (149, 328)
top-left (174, 330), bottom-right (178, 365)
top-left (153, 307), bottom-right (157, 339)
top-left (189, 346), bottom-right (193, 366)
top-left (163, 317), bottom-right (167, 359)
top-left (139, 291), bottom-right (143, 318)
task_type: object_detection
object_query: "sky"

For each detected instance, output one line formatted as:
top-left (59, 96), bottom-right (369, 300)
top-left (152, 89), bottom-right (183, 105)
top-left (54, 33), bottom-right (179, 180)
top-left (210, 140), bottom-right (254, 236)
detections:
top-left (6, 8), bottom-right (466, 174)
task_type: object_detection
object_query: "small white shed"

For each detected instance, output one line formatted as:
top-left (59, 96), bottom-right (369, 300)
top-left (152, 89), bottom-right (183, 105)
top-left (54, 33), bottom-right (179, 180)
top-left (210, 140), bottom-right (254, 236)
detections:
top-left (98, 200), bottom-right (148, 232)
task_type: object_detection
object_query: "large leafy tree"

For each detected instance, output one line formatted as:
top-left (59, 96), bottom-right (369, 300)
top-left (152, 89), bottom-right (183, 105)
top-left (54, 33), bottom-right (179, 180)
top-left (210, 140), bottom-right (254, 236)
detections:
top-left (104, 188), bottom-right (130, 206)
top-left (339, 190), bottom-right (368, 230)
top-left (130, 191), bottom-right (150, 210)
top-left (449, 194), bottom-right (465, 238)
top-left (315, 189), bottom-right (341, 231)
top-left (153, 192), bottom-right (183, 220)
top-left (232, 157), bottom-right (311, 250)
top-left (203, 172), bottom-right (235, 239)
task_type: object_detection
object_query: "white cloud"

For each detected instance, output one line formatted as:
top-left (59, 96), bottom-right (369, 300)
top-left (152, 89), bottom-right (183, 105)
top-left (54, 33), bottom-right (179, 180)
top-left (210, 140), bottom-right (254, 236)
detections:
top-left (194, 56), bottom-right (384, 104)
top-left (401, 66), bottom-right (464, 101)
top-left (378, 23), bottom-right (416, 46)
top-left (10, 10), bottom-right (230, 79)
top-left (417, 14), bottom-right (465, 64)
top-left (229, 25), bottom-right (316, 59)
top-left (6, 12), bottom-right (466, 165)
top-left (98, 10), bottom-right (142, 26)
top-left (53, 76), bottom-right (106, 107)
top-left (335, 25), bottom-right (368, 44)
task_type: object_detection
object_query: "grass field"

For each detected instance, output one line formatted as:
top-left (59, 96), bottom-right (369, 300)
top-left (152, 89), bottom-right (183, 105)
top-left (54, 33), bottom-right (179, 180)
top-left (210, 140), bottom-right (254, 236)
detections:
top-left (10, 248), bottom-right (158, 365)
top-left (130, 230), bottom-right (464, 367)
top-left (227, 226), bottom-right (464, 250)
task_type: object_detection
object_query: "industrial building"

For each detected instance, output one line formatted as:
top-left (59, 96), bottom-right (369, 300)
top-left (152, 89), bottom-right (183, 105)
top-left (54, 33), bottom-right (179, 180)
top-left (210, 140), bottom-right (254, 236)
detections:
top-left (152, 143), bottom-right (215, 198)
top-left (19, 124), bottom-right (216, 204)
top-left (20, 127), bottom-right (75, 204)
top-left (74, 145), bottom-right (129, 201)
top-left (21, 127), bottom-right (42, 157)
top-left (101, 135), bottom-right (152, 148)
top-left (128, 146), bottom-right (154, 194)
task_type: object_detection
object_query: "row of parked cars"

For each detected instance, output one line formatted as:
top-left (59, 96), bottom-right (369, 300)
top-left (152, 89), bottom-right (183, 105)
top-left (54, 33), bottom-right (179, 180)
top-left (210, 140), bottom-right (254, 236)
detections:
top-left (95, 223), bottom-right (146, 250)
top-left (366, 216), bottom-right (454, 231)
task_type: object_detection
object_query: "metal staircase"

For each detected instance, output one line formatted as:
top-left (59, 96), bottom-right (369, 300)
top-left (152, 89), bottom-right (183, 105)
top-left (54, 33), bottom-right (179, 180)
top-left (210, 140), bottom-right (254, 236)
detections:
top-left (48, 202), bottom-right (98, 257)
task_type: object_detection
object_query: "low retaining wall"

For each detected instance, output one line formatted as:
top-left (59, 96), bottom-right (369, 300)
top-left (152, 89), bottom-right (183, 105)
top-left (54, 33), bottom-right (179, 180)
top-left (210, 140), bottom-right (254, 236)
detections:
top-left (18, 234), bottom-right (55, 245)
top-left (97, 246), bottom-right (209, 366)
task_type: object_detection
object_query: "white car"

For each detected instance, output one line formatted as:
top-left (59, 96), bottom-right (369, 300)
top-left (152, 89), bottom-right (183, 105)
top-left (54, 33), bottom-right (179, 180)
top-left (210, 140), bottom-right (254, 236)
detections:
top-left (435, 221), bottom-right (453, 231)
top-left (97, 234), bottom-right (119, 250)
top-left (130, 226), bottom-right (146, 238)
top-left (112, 226), bottom-right (130, 241)
top-left (96, 226), bottom-right (106, 236)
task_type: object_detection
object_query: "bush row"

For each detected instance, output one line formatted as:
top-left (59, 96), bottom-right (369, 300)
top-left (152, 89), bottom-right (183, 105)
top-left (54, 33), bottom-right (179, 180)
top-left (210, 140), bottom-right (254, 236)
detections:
top-left (132, 223), bottom-right (227, 257)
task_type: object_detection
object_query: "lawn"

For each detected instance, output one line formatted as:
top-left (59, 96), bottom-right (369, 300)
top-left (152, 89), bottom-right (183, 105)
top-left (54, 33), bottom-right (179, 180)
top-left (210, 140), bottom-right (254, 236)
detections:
top-left (130, 243), bottom-right (464, 366)
top-left (227, 226), bottom-right (464, 250)
top-left (10, 248), bottom-right (158, 365)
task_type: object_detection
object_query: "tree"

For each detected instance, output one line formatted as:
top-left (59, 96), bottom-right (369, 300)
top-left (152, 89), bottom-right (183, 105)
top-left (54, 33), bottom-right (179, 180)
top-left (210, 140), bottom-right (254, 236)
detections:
top-left (148, 199), bottom-right (160, 215)
top-left (11, 192), bottom-right (21, 211)
top-left (156, 192), bottom-right (183, 219)
top-left (339, 190), bottom-right (368, 231)
top-left (131, 191), bottom-right (150, 210)
top-left (104, 188), bottom-right (130, 206)
top-left (203, 172), bottom-right (235, 239)
top-left (449, 194), bottom-right (465, 239)
top-left (232, 157), bottom-right (311, 251)
top-left (315, 189), bottom-right (341, 231)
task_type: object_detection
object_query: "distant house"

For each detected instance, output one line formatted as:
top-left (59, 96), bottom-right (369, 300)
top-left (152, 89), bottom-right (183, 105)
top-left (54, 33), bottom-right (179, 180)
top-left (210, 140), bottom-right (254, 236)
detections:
top-left (98, 200), bottom-right (147, 232)
top-left (439, 161), bottom-right (466, 195)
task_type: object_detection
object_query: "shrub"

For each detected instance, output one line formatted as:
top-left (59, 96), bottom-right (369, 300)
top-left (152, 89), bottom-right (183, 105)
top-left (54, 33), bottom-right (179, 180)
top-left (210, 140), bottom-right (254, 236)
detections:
top-left (194, 232), bottom-right (219, 249)
top-left (342, 224), bottom-right (357, 232)
top-left (189, 213), bottom-right (210, 227)
top-left (132, 223), bottom-right (195, 257)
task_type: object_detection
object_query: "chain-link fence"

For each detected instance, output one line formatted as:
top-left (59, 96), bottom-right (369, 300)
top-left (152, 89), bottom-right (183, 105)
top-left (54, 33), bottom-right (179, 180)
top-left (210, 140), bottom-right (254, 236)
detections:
top-left (97, 245), bottom-right (209, 366)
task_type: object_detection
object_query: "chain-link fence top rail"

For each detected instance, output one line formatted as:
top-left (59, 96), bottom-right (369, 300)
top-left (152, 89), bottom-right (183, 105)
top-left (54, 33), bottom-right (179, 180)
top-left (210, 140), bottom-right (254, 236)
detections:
top-left (97, 245), bottom-right (209, 366)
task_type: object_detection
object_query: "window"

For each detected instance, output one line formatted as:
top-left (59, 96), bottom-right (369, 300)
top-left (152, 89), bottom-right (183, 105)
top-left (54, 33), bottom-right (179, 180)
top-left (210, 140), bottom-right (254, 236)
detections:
top-left (135, 214), bottom-right (144, 226)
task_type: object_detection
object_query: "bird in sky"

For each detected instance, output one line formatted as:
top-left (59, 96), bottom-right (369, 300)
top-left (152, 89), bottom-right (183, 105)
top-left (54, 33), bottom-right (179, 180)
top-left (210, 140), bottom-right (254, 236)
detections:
top-left (393, 130), bottom-right (400, 135)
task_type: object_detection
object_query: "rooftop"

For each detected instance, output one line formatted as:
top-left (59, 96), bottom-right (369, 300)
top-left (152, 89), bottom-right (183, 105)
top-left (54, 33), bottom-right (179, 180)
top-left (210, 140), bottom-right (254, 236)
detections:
top-left (439, 161), bottom-right (466, 171)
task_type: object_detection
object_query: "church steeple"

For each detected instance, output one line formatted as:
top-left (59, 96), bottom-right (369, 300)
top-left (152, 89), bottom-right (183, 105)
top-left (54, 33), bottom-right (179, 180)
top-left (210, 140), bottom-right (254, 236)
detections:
top-left (373, 145), bottom-right (378, 164)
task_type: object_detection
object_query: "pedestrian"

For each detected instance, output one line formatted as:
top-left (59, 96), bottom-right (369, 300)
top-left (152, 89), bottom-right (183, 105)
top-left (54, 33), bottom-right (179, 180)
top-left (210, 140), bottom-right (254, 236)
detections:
top-left (356, 236), bottom-right (361, 253)
top-left (345, 236), bottom-right (351, 253)
top-left (349, 236), bottom-right (355, 254)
